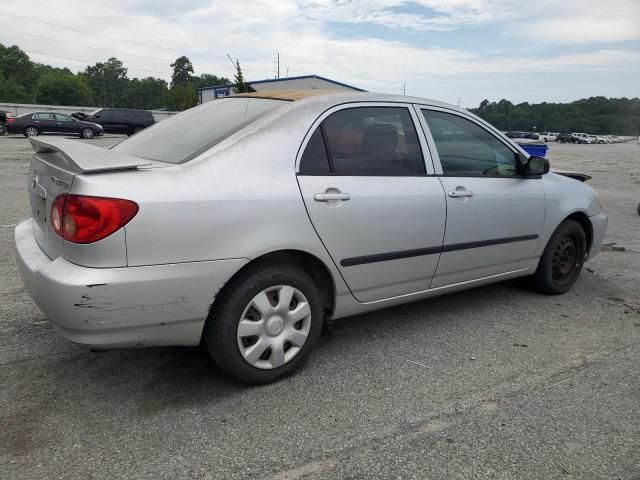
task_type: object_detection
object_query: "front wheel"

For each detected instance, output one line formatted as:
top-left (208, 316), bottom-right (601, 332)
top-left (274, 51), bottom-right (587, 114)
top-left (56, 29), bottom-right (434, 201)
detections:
top-left (81, 128), bottom-right (95, 139)
top-left (204, 263), bottom-right (324, 384)
top-left (24, 126), bottom-right (39, 137)
top-left (529, 219), bottom-right (587, 295)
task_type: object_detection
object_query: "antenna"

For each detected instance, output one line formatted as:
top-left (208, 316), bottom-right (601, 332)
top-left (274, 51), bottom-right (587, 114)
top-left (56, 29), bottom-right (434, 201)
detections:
top-left (226, 54), bottom-right (236, 69)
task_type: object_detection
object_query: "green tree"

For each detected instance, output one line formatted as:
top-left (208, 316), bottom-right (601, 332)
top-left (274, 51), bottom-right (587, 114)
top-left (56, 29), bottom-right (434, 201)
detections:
top-left (193, 73), bottom-right (231, 89)
top-left (170, 56), bottom-right (194, 87)
top-left (167, 83), bottom-right (197, 111)
top-left (84, 57), bottom-right (128, 107)
top-left (0, 43), bottom-right (36, 87)
top-left (0, 74), bottom-right (31, 103)
top-left (125, 77), bottom-right (169, 109)
top-left (34, 72), bottom-right (92, 106)
top-left (233, 60), bottom-right (249, 94)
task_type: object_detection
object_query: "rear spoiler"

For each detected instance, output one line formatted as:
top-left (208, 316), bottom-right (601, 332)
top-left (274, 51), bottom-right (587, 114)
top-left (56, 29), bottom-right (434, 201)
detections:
top-left (30, 136), bottom-right (150, 173)
top-left (551, 169), bottom-right (592, 182)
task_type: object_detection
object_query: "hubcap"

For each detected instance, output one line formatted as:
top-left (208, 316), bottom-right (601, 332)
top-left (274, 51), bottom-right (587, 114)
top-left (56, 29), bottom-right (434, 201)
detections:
top-left (26, 127), bottom-right (37, 136)
top-left (552, 236), bottom-right (577, 280)
top-left (237, 285), bottom-right (312, 370)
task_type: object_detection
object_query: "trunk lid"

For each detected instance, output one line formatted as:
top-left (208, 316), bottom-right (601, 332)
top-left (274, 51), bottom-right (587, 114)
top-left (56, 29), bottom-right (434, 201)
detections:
top-left (27, 137), bottom-right (151, 259)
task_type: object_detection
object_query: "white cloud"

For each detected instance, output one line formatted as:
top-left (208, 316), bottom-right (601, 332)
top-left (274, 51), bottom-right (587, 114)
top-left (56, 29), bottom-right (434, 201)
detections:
top-left (0, 0), bottom-right (638, 103)
top-left (516, 16), bottom-right (640, 44)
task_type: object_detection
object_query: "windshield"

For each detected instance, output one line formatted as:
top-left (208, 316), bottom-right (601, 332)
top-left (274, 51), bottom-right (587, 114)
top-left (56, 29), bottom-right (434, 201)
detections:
top-left (112, 98), bottom-right (285, 164)
top-left (87, 109), bottom-right (102, 116)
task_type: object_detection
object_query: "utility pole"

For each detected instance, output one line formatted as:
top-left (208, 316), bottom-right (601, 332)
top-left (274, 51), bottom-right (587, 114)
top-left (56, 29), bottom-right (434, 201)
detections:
top-left (274, 52), bottom-right (280, 79)
top-left (402, 82), bottom-right (406, 95)
top-left (457, 97), bottom-right (461, 107)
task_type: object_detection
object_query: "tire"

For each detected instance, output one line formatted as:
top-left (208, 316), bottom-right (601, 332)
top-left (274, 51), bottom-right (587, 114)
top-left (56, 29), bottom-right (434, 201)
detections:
top-left (0, 123), bottom-right (6, 136)
top-left (530, 219), bottom-right (587, 295)
top-left (81, 128), bottom-right (95, 139)
top-left (24, 126), bottom-right (39, 137)
top-left (204, 262), bottom-right (324, 384)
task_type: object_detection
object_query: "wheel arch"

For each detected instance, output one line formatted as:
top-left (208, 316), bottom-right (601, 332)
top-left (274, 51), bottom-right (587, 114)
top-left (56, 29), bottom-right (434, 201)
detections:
top-left (206, 249), bottom-right (336, 335)
top-left (564, 211), bottom-right (593, 254)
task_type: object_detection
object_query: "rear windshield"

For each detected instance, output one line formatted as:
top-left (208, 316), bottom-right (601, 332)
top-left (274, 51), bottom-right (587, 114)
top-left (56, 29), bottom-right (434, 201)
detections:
top-left (112, 98), bottom-right (285, 163)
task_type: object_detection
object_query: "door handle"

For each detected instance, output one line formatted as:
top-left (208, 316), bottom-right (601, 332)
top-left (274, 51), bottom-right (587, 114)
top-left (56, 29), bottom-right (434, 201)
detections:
top-left (314, 192), bottom-right (351, 202)
top-left (448, 190), bottom-right (474, 198)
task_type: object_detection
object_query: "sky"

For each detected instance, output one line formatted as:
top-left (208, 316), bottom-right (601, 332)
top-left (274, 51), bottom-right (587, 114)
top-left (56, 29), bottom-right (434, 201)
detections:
top-left (0, 0), bottom-right (639, 107)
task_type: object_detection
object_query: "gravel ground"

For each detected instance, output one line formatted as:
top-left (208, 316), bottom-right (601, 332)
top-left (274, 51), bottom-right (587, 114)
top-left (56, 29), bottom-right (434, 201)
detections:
top-left (0, 135), bottom-right (639, 479)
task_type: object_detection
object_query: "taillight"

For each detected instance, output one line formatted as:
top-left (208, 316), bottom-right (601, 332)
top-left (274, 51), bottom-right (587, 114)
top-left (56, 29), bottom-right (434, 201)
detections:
top-left (7, 117), bottom-right (16, 123)
top-left (50, 194), bottom-right (138, 244)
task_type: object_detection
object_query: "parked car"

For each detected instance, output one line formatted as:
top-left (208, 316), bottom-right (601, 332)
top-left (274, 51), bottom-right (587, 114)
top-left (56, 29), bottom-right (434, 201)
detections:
top-left (556, 133), bottom-right (580, 143)
top-left (6, 112), bottom-right (104, 138)
top-left (539, 132), bottom-right (558, 142)
top-left (505, 131), bottom-right (523, 138)
top-left (522, 132), bottom-right (540, 140)
top-left (14, 91), bottom-right (607, 384)
top-left (0, 110), bottom-right (13, 135)
top-left (572, 133), bottom-right (594, 144)
top-left (73, 108), bottom-right (154, 135)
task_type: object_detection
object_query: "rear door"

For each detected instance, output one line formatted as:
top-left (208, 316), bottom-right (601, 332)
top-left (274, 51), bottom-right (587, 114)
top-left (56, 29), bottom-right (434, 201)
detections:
top-left (418, 107), bottom-right (545, 288)
top-left (33, 113), bottom-right (57, 133)
top-left (96, 109), bottom-right (116, 133)
top-left (296, 103), bottom-right (446, 303)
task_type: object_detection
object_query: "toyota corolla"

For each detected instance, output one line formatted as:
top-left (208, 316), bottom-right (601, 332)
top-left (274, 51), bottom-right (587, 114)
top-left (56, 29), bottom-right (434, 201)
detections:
top-left (14, 91), bottom-right (607, 384)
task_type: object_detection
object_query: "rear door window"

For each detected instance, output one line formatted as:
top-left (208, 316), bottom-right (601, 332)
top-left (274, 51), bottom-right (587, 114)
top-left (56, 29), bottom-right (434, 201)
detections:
top-left (299, 128), bottom-right (331, 175)
top-left (34, 113), bottom-right (55, 120)
top-left (299, 106), bottom-right (425, 176)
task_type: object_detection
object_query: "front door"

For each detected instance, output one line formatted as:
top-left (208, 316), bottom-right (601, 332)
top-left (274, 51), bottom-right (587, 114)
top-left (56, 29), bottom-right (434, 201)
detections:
top-left (54, 114), bottom-right (78, 135)
top-left (297, 105), bottom-right (446, 303)
top-left (419, 107), bottom-right (545, 288)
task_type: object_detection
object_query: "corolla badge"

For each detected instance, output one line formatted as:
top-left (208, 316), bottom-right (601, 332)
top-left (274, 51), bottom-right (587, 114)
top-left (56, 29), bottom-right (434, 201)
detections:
top-left (31, 173), bottom-right (47, 200)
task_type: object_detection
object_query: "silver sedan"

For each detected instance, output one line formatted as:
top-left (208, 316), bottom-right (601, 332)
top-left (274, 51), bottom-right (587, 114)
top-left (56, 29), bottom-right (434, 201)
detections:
top-left (14, 90), bottom-right (608, 384)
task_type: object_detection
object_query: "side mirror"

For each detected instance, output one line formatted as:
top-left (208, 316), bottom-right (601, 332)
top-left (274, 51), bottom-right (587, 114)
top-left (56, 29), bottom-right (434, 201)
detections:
top-left (525, 155), bottom-right (550, 176)
top-left (517, 153), bottom-right (549, 176)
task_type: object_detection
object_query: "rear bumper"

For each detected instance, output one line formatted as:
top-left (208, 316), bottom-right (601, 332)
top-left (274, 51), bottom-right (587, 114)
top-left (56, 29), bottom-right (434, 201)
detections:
top-left (14, 218), bottom-right (247, 348)
top-left (587, 210), bottom-right (608, 260)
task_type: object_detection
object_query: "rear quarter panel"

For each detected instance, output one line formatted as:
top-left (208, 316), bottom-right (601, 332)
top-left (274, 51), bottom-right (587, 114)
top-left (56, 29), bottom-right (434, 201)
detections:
top-left (71, 99), bottom-right (344, 275)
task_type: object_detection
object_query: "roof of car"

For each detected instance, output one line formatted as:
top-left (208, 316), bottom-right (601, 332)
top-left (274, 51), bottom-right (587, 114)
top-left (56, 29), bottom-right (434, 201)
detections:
top-left (230, 89), bottom-right (458, 110)
top-left (232, 90), bottom-right (344, 101)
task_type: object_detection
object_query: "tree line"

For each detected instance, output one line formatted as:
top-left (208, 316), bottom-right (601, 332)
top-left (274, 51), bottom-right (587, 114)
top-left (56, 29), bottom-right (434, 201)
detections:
top-left (0, 43), bottom-right (251, 111)
top-left (2, 41), bottom-right (639, 132)
top-left (470, 97), bottom-right (640, 135)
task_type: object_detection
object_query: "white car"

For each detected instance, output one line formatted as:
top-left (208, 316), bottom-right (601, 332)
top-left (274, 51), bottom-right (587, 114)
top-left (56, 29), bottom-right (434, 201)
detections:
top-left (14, 90), bottom-right (609, 383)
top-left (540, 132), bottom-right (558, 142)
top-left (572, 133), bottom-right (594, 144)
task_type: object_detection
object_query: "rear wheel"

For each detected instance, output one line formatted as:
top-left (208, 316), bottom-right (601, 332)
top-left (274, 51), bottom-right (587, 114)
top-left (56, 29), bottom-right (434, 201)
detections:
top-left (81, 128), bottom-right (95, 139)
top-left (24, 126), bottom-right (39, 137)
top-left (529, 219), bottom-right (586, 295)
top-left (204, 263), bottom-right (323, 384)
